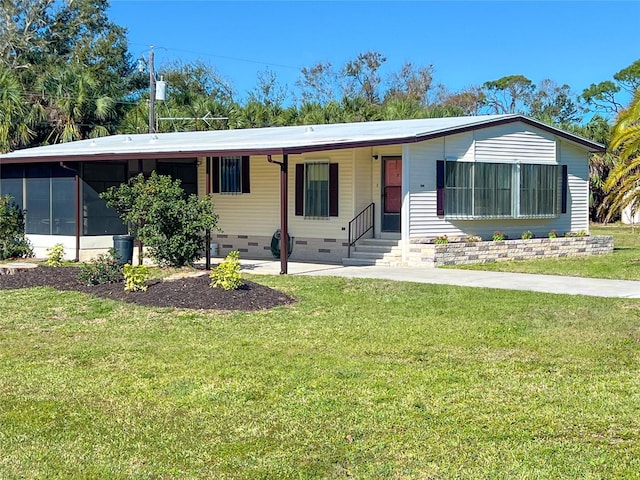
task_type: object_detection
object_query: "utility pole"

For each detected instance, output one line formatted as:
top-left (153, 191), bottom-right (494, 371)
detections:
top-left (149, 46), bottom-right (156, 133)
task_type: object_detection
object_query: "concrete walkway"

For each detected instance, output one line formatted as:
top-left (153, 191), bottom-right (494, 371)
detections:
top-left (237, 259), bottom-right (640, 299)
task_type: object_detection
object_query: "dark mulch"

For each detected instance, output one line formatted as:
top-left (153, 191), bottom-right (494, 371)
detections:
top-left (0, 266), bottom-right (295, 311)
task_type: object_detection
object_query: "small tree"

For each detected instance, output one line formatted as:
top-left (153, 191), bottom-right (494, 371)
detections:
top-left (0, 195), bottom-right (33, 260)
top-left (100, 172), bottom-right (218, 267)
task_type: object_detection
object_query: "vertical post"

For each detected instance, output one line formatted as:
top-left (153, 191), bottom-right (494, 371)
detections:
top-left (149, 47), bottom-right (156, 134)
top-left (280, 154), bottom-right (288, 274)
top-left (74, 173), bottom-right (80, 262)
top-left (138, 221), bottom-right (143, 266)
top-left (205, 157), bottom-right (211, 270)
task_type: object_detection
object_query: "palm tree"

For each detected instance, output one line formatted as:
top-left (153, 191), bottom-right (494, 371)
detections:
top-left (603, 90), bottom-right (640, 221)
top-left (0, 68), bottom-right (41, 152)
top-left (36, 65), bottom-right (115, 143)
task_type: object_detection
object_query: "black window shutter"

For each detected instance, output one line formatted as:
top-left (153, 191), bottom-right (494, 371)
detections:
top-left (329, 163), bottom-right (339, 217)
top-left (295, 164), bottom-right (304, 216)
top-left (561, 164), bottom-right (568, 214)
top-left (241, 156), bottom-right (250, 193)
top-left (211, 157), bottom-right (220, 193)
top-left (436, 160), bottom-right (445, 216)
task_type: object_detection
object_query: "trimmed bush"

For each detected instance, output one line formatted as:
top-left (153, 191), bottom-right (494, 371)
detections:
top-left (78, 249), bottom-right (123, 285)
top-left (100, 172), bottom-right (218, 267)
top-left (210, 250), bottom-right (243, 291)
top-left (46, 243), bottom-right (65, 266)
top-left (123, 264), bottom-right (149, 292)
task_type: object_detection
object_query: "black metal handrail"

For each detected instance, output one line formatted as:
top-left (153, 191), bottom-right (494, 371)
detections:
top-left (348, 202), bottom-right (375, 258)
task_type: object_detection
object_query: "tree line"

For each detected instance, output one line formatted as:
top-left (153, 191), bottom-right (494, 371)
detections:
top-left (1, 0), bottom-right (639, 221)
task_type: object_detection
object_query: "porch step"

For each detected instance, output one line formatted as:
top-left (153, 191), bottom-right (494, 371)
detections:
top-left (343, 238), bottom-right (404, 267)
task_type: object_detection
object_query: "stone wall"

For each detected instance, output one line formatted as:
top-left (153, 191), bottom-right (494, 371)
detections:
top-left (408, 236), bottom-right (614, 268)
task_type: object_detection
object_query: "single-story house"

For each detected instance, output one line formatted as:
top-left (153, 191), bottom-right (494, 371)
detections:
top-left (0, 114), bottom-right (605, 272)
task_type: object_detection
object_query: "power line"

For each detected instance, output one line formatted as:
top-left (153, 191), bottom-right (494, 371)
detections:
top-left (128, 42), bottom-right (300, 72)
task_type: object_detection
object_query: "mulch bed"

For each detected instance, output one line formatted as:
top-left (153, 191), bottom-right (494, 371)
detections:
top-left (0, 266), bottom-right (296, 311)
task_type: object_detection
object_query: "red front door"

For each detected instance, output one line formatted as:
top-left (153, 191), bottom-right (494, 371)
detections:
top-left (382, 156), bottom-right (401, 232)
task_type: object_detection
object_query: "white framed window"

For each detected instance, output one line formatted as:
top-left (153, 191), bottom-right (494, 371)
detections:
top-left (442, 161), bottom-right (559, 219)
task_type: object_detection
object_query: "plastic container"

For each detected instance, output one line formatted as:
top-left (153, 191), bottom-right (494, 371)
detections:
top-left (112, 235), bottom-right (134, 265)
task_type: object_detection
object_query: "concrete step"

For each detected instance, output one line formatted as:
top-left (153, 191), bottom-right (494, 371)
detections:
top-left (357, 238), bottom-right (401, 247)
top-left (350, 251), bottom-right (388, 260)
top-left (354, 244), bottom-right (402, 254)
top-left (344, 238), bottom-right (402, 267)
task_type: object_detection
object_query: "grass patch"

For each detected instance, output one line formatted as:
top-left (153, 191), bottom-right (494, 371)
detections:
top-left (1, 277), bottom-right (639, 478)
top-left (454, 224), bottom-right (640, 280)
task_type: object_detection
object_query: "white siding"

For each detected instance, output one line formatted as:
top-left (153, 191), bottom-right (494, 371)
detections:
top-left (406, 122), bottom-right (589, 241)
top-left (475, 124), bottom-right (557, 164)
top-left (444, 132), bottom-right (474, 161)
top-left (561, 142), bottom-right (590, 233)
top-left (407, 139), bottom-right (449, 238)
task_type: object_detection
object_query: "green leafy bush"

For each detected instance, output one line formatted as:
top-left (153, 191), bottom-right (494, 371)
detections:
top-left (549, 229), bottom-right (558, 239)
top-left (492, 231), bottom-right (506, 241)
top-left (123, 264), bottom-right (149, 292)
top-left (466, 235), bottom-right (482, 243)
top-left (100, 172), bottom-right (218, 267)
top-left (78, 249), bottom-right (123, 285)
top-left (434, 235), bottom-right (449, 244)
top-left (46, 243), bottom-right (65, 266)
top-left (0, 195), bottom-right (33, 260)
top-left (210, 250), bottom-right (243, 291)
top-left (521, 230), bottom-right (534, 240)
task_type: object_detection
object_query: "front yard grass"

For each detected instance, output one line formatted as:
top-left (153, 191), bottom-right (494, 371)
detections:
top-left (1, 276), bottom-right (639, 478)
top-left (455, 224), bottom-right (640, 280)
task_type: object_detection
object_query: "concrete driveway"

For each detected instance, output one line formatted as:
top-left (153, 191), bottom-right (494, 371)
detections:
top-left (237, 259), bottom-right (640, 299)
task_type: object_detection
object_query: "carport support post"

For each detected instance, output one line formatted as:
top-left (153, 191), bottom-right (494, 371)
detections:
top-left (205, 157), bottom-right (211, 270)
top-left (280, 154), bottom-right (288, 274)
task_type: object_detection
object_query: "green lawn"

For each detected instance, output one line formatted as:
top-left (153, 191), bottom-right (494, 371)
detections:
top-left (1, 274), bottom-right (639, 478)
top-left (455, 224), bottom-right (640, 280)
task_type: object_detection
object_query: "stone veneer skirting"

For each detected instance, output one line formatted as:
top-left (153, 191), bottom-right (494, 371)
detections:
top-left (213, 234), bottom-right (348, 264)
top-left (408, 236), bottom-right (614, 267)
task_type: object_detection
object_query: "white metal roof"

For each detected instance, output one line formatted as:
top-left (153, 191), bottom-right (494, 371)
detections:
top-left (0, 114), bottom-right (604, 163)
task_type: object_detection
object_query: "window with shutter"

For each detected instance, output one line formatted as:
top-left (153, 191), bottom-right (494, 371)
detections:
top-left (295, 162), bottom-right (338, 218)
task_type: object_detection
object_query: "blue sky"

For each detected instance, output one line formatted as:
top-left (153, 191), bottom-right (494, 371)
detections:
top-left (108, 1), bottom-right (639, 104)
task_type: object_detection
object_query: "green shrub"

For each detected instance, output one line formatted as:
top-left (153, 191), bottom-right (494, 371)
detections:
top-left (123, 264), bottom-right (149, 292)
top-left (100, 172), bottom-right (218, 267)
top-left (466, 235), bottom-right (482, 243)
top-left (434, 235), bottom-right (449, 245)
top-left (46, 243), bottom-right (65, 266)
top-left (210, 250), bottom-right (243, 291)
top-left (492, 231), bottom-right (506, 241)
top-left (521, 230), bottom-right (534, 240)
top-left (78, 249), bottom-right (123, 285)
top-left (0, 195), bottom-right (33, 260)
top-left (549, 229), bottom-right (558, 239)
